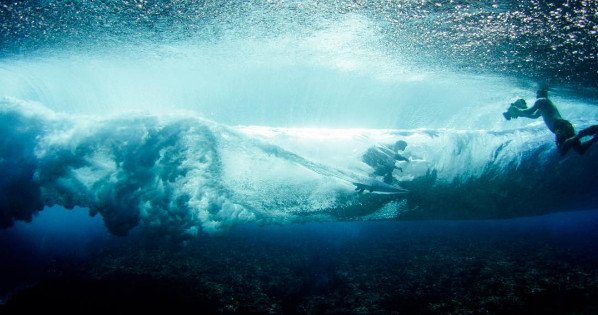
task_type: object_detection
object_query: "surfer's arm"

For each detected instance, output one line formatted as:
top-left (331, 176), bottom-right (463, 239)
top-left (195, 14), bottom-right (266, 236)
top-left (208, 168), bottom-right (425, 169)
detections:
top-left (394, 153), bottom-right (409, 162)
top-left (510, 102), bottom-right (540, 119)
top-left (528, 111), bottom-right (542, 119)
top-left (518, 109), bottom-right (542, 119)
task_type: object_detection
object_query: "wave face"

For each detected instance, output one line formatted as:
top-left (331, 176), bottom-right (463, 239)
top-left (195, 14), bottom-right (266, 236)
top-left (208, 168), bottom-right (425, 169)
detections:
top-left (2, 98), bottom-right (597, 239)
top-left (1, 1), bottom-right (598, 238)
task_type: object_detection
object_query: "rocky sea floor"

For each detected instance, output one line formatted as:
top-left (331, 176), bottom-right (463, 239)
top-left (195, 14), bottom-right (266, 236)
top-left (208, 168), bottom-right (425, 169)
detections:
top-left (2, 220), bottom-right (598, 314)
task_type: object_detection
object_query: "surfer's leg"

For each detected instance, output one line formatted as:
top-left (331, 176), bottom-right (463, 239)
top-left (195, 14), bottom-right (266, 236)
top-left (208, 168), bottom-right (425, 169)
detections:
top-left (575, 134), bottom-right (598, 155)
top-left (569, 125), bottom-right (598, 155)
top-left (559, 137), bottom-right (577, 156)
top-left (576, 125), bottom-right (598, 139)
top-left (383, 173), bottom-right (394, 184)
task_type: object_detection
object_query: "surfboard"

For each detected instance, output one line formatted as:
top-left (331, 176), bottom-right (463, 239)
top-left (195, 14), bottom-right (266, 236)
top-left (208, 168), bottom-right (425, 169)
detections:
top-left (352, 182), bottom-right (409, 194)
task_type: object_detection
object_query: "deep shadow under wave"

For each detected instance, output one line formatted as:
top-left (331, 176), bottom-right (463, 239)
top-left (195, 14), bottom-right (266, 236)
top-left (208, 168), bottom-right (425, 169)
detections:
top-left (2, 212), bottom-right (598, 314)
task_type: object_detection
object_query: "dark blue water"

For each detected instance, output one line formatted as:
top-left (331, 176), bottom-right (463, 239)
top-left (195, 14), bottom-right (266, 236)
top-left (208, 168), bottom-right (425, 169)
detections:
top-left (2, 207), bottom-right (598, 313)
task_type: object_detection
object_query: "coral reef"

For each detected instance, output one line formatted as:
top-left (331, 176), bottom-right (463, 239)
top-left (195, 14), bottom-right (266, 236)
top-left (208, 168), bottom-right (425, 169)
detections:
top-left (2, 223), bottom-right (598, 314)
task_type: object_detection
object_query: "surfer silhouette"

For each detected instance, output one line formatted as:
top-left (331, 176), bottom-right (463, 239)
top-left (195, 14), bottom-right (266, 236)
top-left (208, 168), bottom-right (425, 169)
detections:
top-left (362, 140), bottom-right (409, 185)
top-left (504, 90), bottom-right (598, 156)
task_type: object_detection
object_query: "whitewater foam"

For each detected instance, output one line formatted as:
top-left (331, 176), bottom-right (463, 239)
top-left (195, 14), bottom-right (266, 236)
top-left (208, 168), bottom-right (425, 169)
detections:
top-left (2, 97), bottom-right (597, 239)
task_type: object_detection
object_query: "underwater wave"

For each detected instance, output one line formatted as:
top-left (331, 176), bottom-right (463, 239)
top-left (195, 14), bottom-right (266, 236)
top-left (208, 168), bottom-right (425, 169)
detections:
top-left (2, 97), bottom-right (597, 240)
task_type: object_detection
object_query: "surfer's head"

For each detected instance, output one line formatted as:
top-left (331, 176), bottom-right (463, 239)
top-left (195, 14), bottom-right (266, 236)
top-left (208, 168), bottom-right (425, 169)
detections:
top-left (394, 140), bottom-right (408, 151)
top-left (536, 90), bottom-right (548, 99)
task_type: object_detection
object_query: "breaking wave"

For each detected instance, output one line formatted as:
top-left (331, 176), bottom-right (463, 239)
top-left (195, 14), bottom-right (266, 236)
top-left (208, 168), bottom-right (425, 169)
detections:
top-left (2, 97), bottom-right (597, 239)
